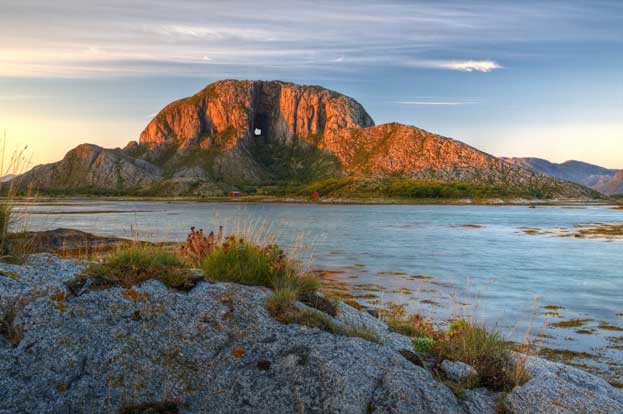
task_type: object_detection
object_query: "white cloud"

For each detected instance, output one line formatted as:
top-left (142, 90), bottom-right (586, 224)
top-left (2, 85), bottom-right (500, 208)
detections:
top-left (432, 60), bottom-right (503, 72)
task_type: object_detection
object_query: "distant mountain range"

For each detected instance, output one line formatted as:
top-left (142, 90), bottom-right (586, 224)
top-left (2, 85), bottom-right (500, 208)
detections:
top-left (11, 80), bottom-right (598, 199)
top-left (502, 158), bottom-right (622, 195)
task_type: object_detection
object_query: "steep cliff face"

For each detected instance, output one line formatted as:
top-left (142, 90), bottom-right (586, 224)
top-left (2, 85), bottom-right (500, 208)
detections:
top-left (13, 80), bottom-right (600, 198)
top-left (15, 144), bottom-right (161, 193)
top-left (138, 80), bottom-right (374, 153)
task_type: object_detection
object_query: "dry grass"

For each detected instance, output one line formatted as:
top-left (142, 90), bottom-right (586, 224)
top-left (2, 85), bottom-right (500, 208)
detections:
top-left (0, 142), bottom-right (34, 263)
top-left (381, 303), bottom-right (438, 339)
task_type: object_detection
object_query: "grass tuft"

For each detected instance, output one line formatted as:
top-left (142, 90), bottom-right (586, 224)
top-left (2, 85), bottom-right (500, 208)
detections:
top-left (270, 303), bottom-right (382, 344)
top-left (195, 230), bottom-right (320, 300)
top-left (68, 244), bottom-right (200, 292)
top-left (435, 320), bottom-right (529, 391)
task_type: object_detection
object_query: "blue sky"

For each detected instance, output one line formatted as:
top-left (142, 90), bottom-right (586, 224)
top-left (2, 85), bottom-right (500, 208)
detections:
top-left (1, 0), bottom-right (622, 169)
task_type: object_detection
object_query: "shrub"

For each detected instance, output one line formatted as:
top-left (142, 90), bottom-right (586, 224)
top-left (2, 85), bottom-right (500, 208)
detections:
top-left (179, 226), bottom-right (223, 262)
top-left (69, 245), bottom-right (200, 292)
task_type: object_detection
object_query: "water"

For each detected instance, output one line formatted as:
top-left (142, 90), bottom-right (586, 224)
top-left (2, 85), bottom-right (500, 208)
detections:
top-left (20, 200), bottom-right (623, 380)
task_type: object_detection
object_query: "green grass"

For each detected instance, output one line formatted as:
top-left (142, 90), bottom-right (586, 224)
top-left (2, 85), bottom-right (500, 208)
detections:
top-left (70, 245), bottom-right (199, 291)
top-left (200, 237), bottom-right (319, 296)
top-left (259, 177), bottom-right (552, 200)
top-left (249, 137), bottom-right (342, 184)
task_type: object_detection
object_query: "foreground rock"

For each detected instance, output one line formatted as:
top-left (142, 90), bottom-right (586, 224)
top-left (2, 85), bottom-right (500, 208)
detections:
top-left (14, 228), bottom-right (130, 254)
top-left (1, 255), bottom-right (622, 413)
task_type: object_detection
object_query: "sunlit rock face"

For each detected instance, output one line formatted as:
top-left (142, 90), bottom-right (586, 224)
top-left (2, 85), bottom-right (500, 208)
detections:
top-left (138, 79), bottom-right (375, 152)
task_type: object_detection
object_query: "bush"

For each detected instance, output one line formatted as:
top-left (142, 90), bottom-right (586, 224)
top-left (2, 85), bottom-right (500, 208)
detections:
top-left (69, 245), bottom-right (200, 292)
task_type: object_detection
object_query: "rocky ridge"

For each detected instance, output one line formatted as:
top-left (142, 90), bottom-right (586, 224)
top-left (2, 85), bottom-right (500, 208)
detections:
top-left (13, 80), bottom-right (598, 198)
top-left (503, 157), bottom-right (622, 195)
top-left (1, 254), bottom-right (622, 413)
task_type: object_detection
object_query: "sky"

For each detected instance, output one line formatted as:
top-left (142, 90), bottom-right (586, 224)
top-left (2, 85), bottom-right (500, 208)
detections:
top-left (1, 0), bottom-right (622, 170)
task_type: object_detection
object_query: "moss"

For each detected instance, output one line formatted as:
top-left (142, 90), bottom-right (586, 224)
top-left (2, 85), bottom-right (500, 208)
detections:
top-left (273, 306), bottom-right (382, 344)
top-left (118, 401), bottom-right (180, 414)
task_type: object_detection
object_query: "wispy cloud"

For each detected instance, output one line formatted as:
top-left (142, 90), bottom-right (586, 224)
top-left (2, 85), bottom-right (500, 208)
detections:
top-left (391, 100), bottom-right (476, 106)
top-left (0, 0), bottom-right (619, 78)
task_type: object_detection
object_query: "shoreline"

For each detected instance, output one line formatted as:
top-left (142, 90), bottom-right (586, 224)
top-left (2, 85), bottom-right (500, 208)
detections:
top-left (5, 194), bottom-right (618, 207)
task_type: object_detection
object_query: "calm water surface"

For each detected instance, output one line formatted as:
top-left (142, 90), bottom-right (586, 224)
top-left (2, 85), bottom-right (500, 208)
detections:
top-left (21, 201), bottom-right (623, 380)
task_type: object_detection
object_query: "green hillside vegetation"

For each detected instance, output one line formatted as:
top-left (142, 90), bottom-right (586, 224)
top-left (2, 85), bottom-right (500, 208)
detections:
top-left (259, 176), bottom-right (569, 200)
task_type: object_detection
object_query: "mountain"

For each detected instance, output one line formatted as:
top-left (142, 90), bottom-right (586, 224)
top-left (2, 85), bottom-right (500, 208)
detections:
top-left (503, 157), bottom-right (621, 195)
top-left (594, 170), bottom-right (623, 195)
top-left (13, 80), bottom-right (597, 199)
top-left (502, 158), bottom-right (618, 187)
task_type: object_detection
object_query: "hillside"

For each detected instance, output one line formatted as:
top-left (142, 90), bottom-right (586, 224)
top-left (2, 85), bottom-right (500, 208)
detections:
top-left (595, 170), bottom-right (623, 195)
top-left (13, 80), bottom-right (598, 199)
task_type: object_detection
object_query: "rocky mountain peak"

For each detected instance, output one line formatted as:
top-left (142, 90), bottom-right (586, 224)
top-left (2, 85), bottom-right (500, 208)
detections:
top-left (138, 80), bottom-right (374, 153)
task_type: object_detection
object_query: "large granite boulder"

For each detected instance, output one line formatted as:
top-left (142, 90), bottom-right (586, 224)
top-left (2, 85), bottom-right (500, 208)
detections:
top-left (2, 255), bottom-right (622, 413)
